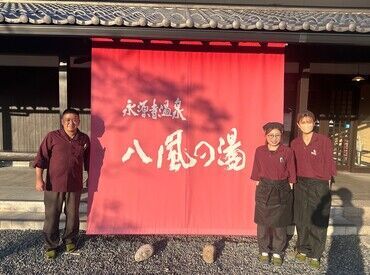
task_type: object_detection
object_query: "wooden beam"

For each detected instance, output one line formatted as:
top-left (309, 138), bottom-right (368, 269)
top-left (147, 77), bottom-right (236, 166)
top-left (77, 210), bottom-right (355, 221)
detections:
top-left (0, 151), bottom-right (36, 161)
top-left (1, 25), bottom-right (370, 46)
top-left (310, 63), bottom-right (370, 75)
top-left (285, 62), bottom-right (299, 74)
top-left (0, 55), bottom-right (58, 67)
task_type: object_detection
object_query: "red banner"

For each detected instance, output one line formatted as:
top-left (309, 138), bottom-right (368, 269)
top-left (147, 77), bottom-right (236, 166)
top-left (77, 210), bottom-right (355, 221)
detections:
top-left (88, 42), bottom-right (284, 235)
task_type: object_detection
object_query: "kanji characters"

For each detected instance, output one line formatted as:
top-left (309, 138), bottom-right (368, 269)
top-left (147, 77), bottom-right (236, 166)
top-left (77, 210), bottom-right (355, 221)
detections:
top-left (122, 98), bottom-right (187, 121)
top-left (172, 98), bottom-right (186, 121)
top-left (121, 128), bottom-right (246, 172)
top-left (122, 99), bottom-right (138, 117)
top-left (217, 128), bottom-right (246, 171)
top-left (157, 129), bottom-right (196, 172)
top-left (122, 139), bottom-right (153, 164)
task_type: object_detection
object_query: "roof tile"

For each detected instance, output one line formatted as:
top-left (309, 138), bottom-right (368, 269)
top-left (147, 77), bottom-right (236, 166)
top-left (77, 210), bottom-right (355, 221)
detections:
top-left (0, 2), bottom-right (368, 33)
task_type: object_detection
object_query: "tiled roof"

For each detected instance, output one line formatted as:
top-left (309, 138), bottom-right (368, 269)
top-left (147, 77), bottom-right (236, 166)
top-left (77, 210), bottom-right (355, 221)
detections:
top-left (0, 2), bottom-right (369, 33)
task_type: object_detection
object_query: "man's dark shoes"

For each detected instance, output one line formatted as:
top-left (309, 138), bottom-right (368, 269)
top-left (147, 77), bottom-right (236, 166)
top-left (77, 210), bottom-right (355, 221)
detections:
top-left (65, 243), bottom-right (77, 253)
top-left (45, 249), bottom-right (56, 259)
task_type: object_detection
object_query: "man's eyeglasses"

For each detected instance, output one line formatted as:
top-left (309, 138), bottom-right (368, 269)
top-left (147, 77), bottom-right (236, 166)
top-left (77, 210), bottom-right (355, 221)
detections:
top-left (63, 119), bottom-right (80, 124)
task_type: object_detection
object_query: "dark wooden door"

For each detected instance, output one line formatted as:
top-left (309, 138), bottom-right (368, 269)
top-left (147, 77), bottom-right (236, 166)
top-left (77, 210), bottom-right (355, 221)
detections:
top-left (309, 75), bottom-right (360, 171)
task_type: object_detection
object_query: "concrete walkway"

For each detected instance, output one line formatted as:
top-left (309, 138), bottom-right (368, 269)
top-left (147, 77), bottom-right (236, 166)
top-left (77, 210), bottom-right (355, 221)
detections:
top-left (332, 171), bottom-right (370, 203)
top-left (0, 167), bottom-right (368, 202)
top-left (0, 167), bottom-right (87, 201)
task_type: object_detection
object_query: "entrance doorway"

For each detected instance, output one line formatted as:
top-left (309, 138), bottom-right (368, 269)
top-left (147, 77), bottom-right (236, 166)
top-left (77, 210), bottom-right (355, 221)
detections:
top-left (308, 74), bottom-right (370, 172)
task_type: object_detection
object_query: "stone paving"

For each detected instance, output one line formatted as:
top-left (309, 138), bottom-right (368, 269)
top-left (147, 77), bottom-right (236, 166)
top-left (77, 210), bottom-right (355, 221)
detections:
top-left (0, 231), bottom-right (369, 274)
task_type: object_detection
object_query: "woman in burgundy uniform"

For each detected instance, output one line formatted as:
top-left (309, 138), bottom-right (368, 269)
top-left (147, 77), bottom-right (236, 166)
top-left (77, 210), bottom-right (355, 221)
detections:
top-left (251, 122), bottom-right (296, 266)
top-left (291, 110), bottom-right (336, 269)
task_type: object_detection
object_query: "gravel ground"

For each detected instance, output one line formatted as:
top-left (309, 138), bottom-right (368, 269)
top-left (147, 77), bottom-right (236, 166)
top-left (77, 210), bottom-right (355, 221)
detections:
top-left (0, 231), bottom-right (369, 275)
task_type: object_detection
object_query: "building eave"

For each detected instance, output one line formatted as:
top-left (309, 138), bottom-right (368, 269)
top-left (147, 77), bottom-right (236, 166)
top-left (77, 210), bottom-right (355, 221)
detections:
top-left (1, 24), bottom-right (370, 46)
top-left (0, 1), bottom-right (369, 45)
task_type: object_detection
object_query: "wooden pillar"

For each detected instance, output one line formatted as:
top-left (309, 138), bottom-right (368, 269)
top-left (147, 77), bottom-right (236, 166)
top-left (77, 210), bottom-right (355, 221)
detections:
top-left (1, 106), bottom-right (12, 151)
top-left (348, 120), bottom-right (358, 172)
top-left (318, 119), bottom-right (329, 136)
top-left (296, 66), bottom-right (310, 114)
top-left (59, 60), bottom-right (68, 117)
top-left (0, 110), bottom-right (2, 150)
top-left (294, 64), bottom-right (310, 136)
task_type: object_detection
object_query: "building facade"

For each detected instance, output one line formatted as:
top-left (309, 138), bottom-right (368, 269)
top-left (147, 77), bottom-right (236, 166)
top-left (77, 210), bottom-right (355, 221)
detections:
top-left (0, 0), bottom-right (369, 172)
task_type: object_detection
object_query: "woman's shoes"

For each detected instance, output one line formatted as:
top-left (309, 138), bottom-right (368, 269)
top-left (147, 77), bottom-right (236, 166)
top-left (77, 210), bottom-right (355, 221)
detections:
top-left (308, 258), bottom-right (320, 269)
top-left (295, 252), bottom-right (307, 262)
top-left (259, 253), bottom-right (283, 266)
top-left (295, 252), bottom-right (320, 269)
top-left (272, 254), bottom-right (283, 266)
top-left (258, 253), bottom-right (270, 264)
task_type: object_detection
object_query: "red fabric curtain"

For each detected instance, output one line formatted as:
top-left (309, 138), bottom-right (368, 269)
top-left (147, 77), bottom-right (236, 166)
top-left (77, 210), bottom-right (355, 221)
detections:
top-left (88, 42), bottom-right (284, 235)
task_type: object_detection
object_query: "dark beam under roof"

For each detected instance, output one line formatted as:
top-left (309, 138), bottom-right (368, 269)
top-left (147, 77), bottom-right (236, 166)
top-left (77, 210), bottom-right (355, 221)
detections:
top-left (1, 25), bottom-right (370, 46)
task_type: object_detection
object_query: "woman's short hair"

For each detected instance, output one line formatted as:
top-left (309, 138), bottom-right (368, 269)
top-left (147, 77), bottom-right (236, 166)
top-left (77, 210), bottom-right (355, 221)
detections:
top-left (296, 110), bottom-right (315, 123)
top-left (262, 122), bottom-right (284, 134)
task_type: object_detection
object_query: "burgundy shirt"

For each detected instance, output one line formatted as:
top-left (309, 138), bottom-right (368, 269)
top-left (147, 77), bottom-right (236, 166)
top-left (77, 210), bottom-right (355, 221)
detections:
top-left (251, 144), bottom-right (296, 183)
top-left (33, 129), bottom-right (90, 192)
top-left (291, 132), bottom-right (336, 181)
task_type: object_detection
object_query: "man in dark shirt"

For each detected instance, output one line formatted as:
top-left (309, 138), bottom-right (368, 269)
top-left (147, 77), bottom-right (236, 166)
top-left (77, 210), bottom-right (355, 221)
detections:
top-left (34, 108), bottom-right (90, 259)
top-left (291, 110), bottom-right (336, 269)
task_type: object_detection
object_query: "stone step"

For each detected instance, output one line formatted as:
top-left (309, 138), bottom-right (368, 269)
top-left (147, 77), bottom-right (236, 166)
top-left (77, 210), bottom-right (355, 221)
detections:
top-left (331, 201), bottom-right (370, 221)
top-left (1, 199), bottom-right (367, 213)
top-left (331, 207), bottom-right (370, 222)
top-left (0, 210), bottom-right (369, 235)
top-left (286, 223), bottom-right (370, 236)
top-left (2, 201), bottom-right (367, 218)
top-left (0, 211), bottom-right (87, 230)
top-left (0, 199), bottom-right (88, 213)
top-left (331, 199), bottom-right (370, 209)
top-left (328, 222), bottom-right (370, 235)
top-left (0, 199), bottom-right (369, 234)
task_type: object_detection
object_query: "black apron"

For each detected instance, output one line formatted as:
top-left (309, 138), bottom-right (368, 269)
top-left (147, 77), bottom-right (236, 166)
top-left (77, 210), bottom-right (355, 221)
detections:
top-left (254, 178), bottom-right (293, 227)
top-left (294, 177), bottom-right (331, 228)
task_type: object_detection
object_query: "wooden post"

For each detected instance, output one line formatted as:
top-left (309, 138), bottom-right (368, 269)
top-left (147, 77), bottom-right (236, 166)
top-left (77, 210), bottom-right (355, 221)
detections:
top-left (294, 64), bottom-right (310, 136)
top-left (296, 66), bottom-right (310, 113)
top-left (1, 106), bottom-right (12, 151)
top-left (348, 120), bottom-right (358, 172)
top-left (59, 60), bottom-right (68, 117)
top-left (318, 119), bottom-right (329, 136)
